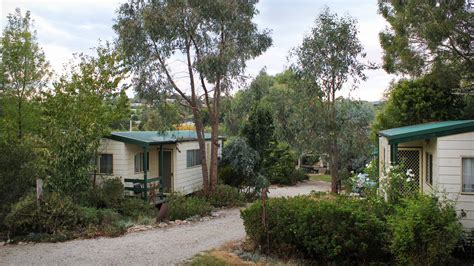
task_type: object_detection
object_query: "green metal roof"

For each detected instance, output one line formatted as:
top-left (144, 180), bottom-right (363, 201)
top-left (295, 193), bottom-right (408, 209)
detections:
top-left (378, 120), bottom-right (474, 144)
top-left (107, 130), bottom-right (214, 146)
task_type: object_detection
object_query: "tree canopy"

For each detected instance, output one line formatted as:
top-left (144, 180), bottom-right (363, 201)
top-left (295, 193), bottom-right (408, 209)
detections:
top-left (378, 0), bottom-right (473, 88)
top-left (0, 8), bottom-right (51, 140)
top-left (292, 7), bottom-right (369, 192)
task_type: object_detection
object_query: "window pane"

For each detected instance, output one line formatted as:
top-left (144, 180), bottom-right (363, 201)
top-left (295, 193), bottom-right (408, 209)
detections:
top-left (99, 154), bottom-right (113, 174)
top-left (463, 158), bottom-right (474, 192)
top-left (187, 150), bottom-right (192, 167)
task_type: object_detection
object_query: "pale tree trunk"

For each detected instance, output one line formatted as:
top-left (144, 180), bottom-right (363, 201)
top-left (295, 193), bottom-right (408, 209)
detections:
top-left (328, 84), bottom-right (339, 193)
top-left (193, 108), bottom-right (210, 193)
top-left (184, 39), bottom-right (210, 193)
top-left (209, 107), bottom-right (219, 192)
top-left (208, 79), bottom-right (221, 192)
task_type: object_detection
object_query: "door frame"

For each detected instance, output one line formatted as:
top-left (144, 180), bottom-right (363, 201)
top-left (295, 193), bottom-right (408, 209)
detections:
top-left (157, 149), bottom-right (174, 192)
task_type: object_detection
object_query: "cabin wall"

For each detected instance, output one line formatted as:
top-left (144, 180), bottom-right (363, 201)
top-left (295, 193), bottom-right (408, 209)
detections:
top-left (97, 139), bottom-right (129, 183)
top-left (174, 140), bottom-right (212, 194)
top-left (437, 132), bottom-right (474, 228)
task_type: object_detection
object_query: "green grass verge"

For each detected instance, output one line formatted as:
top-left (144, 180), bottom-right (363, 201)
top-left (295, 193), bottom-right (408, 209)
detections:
top-left (309, 174), bottom-right (332, 182)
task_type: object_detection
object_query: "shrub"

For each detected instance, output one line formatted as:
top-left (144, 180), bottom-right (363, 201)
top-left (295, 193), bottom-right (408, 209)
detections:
top-left (206, 185), bottom-right (244, 208)
top-left (382, 164), bottom-right (418, 204)
top-left (0, 140), bottom-right (45, 230)
top-left (118, 197), bottom-right (155, 219)
top-left (77, 207), bottom-right (100, 226)
top-left (288, 169), bottom-right (309, 183)
top-left (241, 195), bottom-right (391, 262)
top-left (219, 138), bottom-right (260, 189)
top-left (6, 192), bottom-right (80, 235)
top-left (263, 142), bottom-right (297, 185)
top-left (167, 194), bottom-right (212, 221)
top-left (388, 195), bottom-right (462, 265)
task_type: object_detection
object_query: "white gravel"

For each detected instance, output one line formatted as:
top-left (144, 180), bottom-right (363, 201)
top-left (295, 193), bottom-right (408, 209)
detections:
top-left (0, 180), bottom-right (329, 266)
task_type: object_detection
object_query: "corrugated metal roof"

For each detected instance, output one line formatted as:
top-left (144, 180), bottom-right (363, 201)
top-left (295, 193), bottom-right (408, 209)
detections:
top-left (107, 130), bottom-right (213, 146)
top-left (378, 120), bottom-right (474, 144)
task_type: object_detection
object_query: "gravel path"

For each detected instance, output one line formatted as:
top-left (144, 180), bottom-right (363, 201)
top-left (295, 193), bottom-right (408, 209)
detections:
top-left (0, 180), bottom-right (329, 266)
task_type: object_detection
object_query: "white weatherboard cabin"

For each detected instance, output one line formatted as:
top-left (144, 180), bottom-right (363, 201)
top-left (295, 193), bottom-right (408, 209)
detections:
top-left (96, 130), bottom-right (223, 202)
top-left (378, 120), bottom-right (474, 229)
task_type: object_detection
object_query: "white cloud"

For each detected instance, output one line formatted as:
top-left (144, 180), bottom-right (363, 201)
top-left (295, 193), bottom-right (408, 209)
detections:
top-left (1, 0), bottom-right (397, 101)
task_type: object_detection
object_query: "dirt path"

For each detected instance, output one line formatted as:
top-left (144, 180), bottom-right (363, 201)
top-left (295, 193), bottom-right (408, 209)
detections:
top-left (0, 180), bottom-right (329, 266)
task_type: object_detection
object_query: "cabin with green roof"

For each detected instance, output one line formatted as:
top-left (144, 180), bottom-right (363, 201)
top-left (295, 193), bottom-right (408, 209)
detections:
top-left (95, 130), bottom-right (224, 202)
top-left (378, 120), bottom-right (474, 229)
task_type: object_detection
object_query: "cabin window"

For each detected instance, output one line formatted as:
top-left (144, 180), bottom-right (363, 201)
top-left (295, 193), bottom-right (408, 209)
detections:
top-left (99, 154), bottom-right (113, 174)
top-left (186, 149), bottom-right (201, 168)
top-left (425, 153), bottom-right (433, 186)
top-left (134, 152), bottom-right (150, 173)
top-left (462, 158), bottom-right (474, 193)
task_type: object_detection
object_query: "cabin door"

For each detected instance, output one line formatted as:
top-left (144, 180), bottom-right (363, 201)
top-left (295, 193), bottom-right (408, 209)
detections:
top-left (158, 150), bottom-right (173, 193)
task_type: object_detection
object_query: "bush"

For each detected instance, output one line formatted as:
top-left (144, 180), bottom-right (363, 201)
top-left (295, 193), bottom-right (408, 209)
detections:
top-left (206, 185), bottom-right (244, 208)
top-left (219, 138), bottom-right (260, 189)
top-left (0, 140), bottom-right (45, 230)
top-left (84, 178), bottom-right (125, 209)
top-left (167, 194), bottom-right (212, 221)
top-left (388, 195), bottom-right (462, 265)
top-left (288, 169), bottom-right (309, 183)
top-left (241, 195), bottom-right (391, 262)
top-left (77, 207), bottom-right (100, 226)
top-left (263, 142), bottom-right (297, 185)
top-left (6, 192), bottom-right (80, 235)
top-left (118, 197), bottom-right (155, 219)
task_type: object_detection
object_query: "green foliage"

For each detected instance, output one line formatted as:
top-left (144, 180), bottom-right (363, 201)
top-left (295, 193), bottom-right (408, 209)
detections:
top-left (292, 8), bottom-right (370, 192)
top-left (139, 103), bottom-right (183, 131)
top-left (6, 192), bottom-right (80, 235)
top-left (264, 142), bottom-right (297, 185)
top-left (167, 194), bottom-right (212, 221)
top-left (378, 0), bottom-right (472, 82)
top-left (241, 195), bottom-right (391, 262)
top-left (371, 75), bottom-right (464, 141)
top-left (118, 198), bottom-right (155, 219)
top-left (383, 164), bottom-right (418, 204)
top-left (41, 45), bottom-right (130, 197)
top-left (206, 184), bottom-right (244, 208)
top-left (241, 105), bottom-right (275, 158)
top-left (83, 178), bottom-right (155, 219)
top-left (219, 138), bottom-right (260, 189)
top-left (0, 8), bottom-right (51, 139)
top-left (77, 207), bottom-right (100, 226)
top-left (288, 169), bottom-right (309, 183)
top-left (0, 140), bottom-right (45, 230)
top-left (98, 178), bottom-right (125, 209)
top-left (388, 195), bottom-right (462, 265)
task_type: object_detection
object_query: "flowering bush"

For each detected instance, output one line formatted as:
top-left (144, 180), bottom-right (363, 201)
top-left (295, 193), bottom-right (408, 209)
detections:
top-left (381, 164), bottom-right (418, 204)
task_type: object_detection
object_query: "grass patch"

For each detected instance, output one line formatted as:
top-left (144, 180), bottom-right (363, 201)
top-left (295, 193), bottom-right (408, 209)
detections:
top-left (309, 174), bottom-right (331, 182)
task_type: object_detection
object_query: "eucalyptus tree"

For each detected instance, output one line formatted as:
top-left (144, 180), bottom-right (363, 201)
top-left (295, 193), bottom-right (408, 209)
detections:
top-left (0, 8), bottom-right (51, 139)
top-left (114, 0), bottom-right (272, 192)
top-left (378, 0), bottom-right (473, 88)
top-left (293, 8), bottom-right (369, 192)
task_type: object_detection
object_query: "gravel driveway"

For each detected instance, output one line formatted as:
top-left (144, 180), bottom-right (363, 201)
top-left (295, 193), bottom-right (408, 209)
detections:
top-left (0, 180), bottom-right (329, 266)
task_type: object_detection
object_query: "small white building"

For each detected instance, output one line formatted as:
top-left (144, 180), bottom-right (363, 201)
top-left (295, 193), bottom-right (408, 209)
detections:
top-left (96, 130), bottom-right (223, 201)
top-left (378, 120), bottom-right (474, 229)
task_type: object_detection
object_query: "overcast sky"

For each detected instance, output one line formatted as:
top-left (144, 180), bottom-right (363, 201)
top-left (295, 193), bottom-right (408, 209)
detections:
top-left (1, 0), bottom-right (397, 101)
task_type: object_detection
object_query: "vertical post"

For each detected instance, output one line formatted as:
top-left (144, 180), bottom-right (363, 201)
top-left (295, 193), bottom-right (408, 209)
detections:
top-left (390, 143), bottom-right (398, 165)
top-left (159, 144), bottom-right (164, 199)
top-left (143, 146), bottom-right (149, 202)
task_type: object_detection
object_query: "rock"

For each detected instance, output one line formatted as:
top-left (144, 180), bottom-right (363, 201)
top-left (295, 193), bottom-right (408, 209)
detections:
top-left (0, 241), bottom-right (5, 246)
top-left (211, 212), bottom-right (220, 217)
